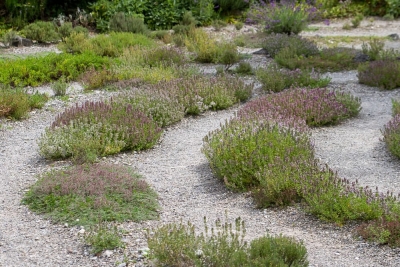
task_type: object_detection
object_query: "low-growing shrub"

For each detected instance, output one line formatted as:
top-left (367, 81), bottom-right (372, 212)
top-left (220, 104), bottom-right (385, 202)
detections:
top-left (59, 32), bottom-right (155, 57)
top-left (262, 33), bottom-right (319, 58)
top-left (235, 22), bottom-right (244, 31)
top-left (51, 76), bottom-right (68, 96)
top-left (235, 62), bottom-right (254, 75)
top-left (247, 0), bottom-right (317, 35)
top-left (22, 21), bottom-right (60, 43)
top-left (0, 52), bottom-right (110, 87)
top-left (38, 100), bottom-right (162, 162)
top-left (149, 75), bottom-right (252, 115)
top-left (358, 60), bottom-right (400, 90)
top-left (109, 12), bottom-right (150, 35)
top-left (147, 217), bottom-right (308, 267)
top-left (383, 114), bottom-right (400, 158)
top-left (256, 65), bottom-right (330, 92)
top-left (113, 88), bottom-right (185, 127)
top-left (0, 86), bottom-right (48, 119)
top-left (58, 22), bottom-right (89, 41)
top-left (212, 19), bottom-right (228, 31)
top-left (276, 47), bottom-right (361, 72)
top-left (22, 164), bottom-right (159, 225)
top-left (80, 67), bottom-right (118, 90)
top-left (357, 217), bottom-right (400, 247)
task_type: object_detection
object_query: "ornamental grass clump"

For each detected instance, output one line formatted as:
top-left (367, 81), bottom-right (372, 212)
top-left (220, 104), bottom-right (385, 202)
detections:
top-left (256, 65), bottom-right (330, 93)
top-left (147, 217), bottom-right (308, 267)
top-left (358, 60), bottom-right (400, 90)
top-left (39, 100), bottom-right (161, 163)
top-left (22, 164), bottom-right (159, 226)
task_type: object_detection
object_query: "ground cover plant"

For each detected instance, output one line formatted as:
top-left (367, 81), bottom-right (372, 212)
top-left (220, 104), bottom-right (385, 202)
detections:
top-left (0, 52), bottom-right (110, 87)
top-left (38, 100), bottom-right (162, 163)
top-left (256, 65), bottom-right (331, 92)
top-left (147, 217), bottom-right (308, 266)
top-left (22, 163), bottom-right (159, 226)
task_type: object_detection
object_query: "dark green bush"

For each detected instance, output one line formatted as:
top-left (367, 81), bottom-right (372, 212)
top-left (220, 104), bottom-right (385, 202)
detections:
top-left (109, 12), bottom-right (149, 35)
top-left (23, 163), bottom-right (159, 226)
top-left (22, 21), bottom-right (60, 43)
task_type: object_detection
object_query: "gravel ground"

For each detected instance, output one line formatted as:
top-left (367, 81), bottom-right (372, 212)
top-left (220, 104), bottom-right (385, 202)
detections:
top-left (2, 18), bottom-right (400, 266)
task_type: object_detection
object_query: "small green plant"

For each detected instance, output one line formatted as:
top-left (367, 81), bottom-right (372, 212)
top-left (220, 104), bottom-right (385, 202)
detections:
top-left (58, 22), bottom-right (89, 41)
top-left (147, 217), bottom-right (308, 266)
top-left (22, 21), bottom-right (60, 43)
top-left (256, 65), bottom-right (331, 92)
top-left (235, 62), bottom-right (254, 75)
top-left (23, 164), bottom-right (159, 225)
top-left (1, 30), bottom-right (18, 47)
top-left (351, 13), bottom-right (364, 28)
top-left (0, 86), bottom-right (48, 119)
top-left (212, 19), bottom-right (228, 31)
top-left (218, 42), bottom-right (239, 71)
top-left (235, 21), bottom-right (244, 31)
top-left (85, 222), bottom-right (124, 255)
top-left (51, 76), bottom-right (68, 96)
top-left (262, 33), bottom-right (319, 58)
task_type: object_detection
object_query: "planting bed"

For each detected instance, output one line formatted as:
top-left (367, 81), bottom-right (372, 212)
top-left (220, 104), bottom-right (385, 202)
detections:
top-left (1, 18), bottom-right (400, 266)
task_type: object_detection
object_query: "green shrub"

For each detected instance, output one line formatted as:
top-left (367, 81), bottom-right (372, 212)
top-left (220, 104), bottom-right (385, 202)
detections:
top-left (0, 88), bottom-right (30, 119)
top-left (357, 216), bottom-right (400, 247)
top-left (392, 99), bottom-right (400, 116)
top-left (276, 47), bottom-right (360, 72)
top-left (256, 65), bottom-right (331, 93)
top-left (234, 62), bottom-right (254, 75)
top-left (58, 22), bottom-right (89, 41)
top-left (248, 235), bottom-right (308, 266)
top-left (247, 0), bottom-right (310, 35)
top-left (150, 75), bottom-right (252, 115)
top-left (1, 30), bottom-right (18, 47)
top-left (85, 223), bottom-right (124, 255)
top-left (358, 60), bottom-right (400, 90)
top-left (235, 21), bottom-right (244, 30)
top-left (218, 42), bottom-right (240, 70)
top-left (113, 88), bottom-right (185, 127)
top-left (22, 164), bottom-right (159, 225)
top-left (59, 32), bottom-right (155, 57)
top-left (262, 33), bottom-right (319, 58)
top-left (212, 19), bottom-right (228, 31)
top-left (0, 52), bottom-right (110, 87)
top-left (215, 0), bottom-right (249, 14)
top-left (147, 217), bottom-right (308, 266)
top-left (351, 13), bottom-right (364, 28)
top-left (109, 12), bottom-right (149, 35)
top-left (38, 100), bottom-right (162, 163)
top-left (22, 21), bottom-right (60, 43)
top-left (51, 76), bottom-right (68, 96)
top-left (80, 67), bottom-right (118, 90)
